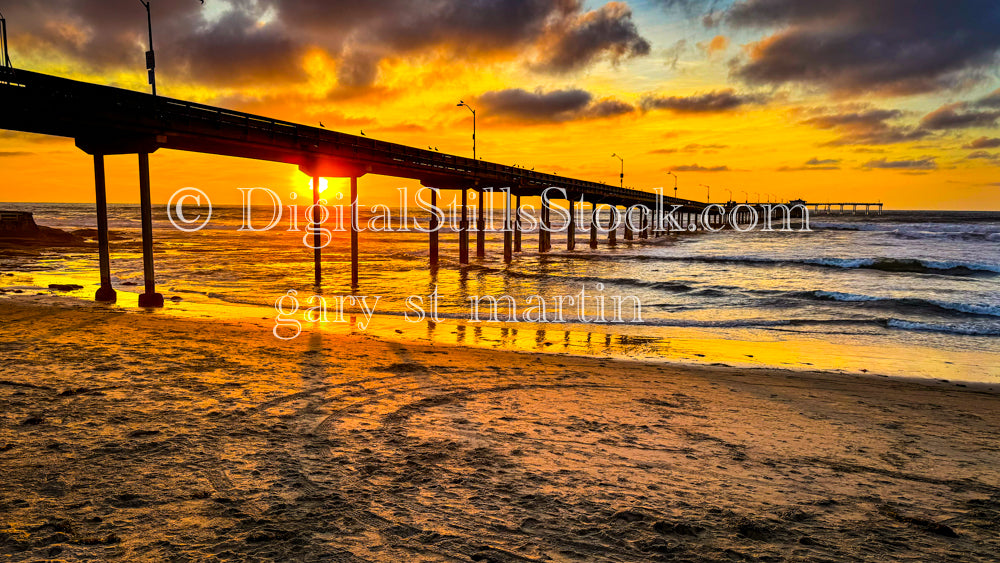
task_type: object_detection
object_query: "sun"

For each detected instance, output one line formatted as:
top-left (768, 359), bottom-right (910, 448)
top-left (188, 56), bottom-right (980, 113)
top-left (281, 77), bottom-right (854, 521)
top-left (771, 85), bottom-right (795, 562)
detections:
top-left (310, 177), bottom-right (329, 194)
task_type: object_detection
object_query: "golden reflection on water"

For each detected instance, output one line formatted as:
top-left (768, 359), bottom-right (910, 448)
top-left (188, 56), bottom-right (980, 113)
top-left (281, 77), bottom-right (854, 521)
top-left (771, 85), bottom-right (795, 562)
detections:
top-left (3, 267), bottom-right (999, 383)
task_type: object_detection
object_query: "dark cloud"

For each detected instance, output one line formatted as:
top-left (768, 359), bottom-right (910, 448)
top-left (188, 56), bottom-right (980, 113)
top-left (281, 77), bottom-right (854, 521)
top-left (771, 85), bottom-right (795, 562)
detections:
top-left (668, 164), bottom-right (731, 172)
top-left (4, 0), bottom-right (651, 90)
top-left (171, 10), bottom-right (309, 85)
top-left (0, 151), bottom-right (34, 157)
top-left (966, 151), bottom-right (999, 160)
top-left (532, 2), bottom-right (650, 73)
top-left (978, 88), bottom-right (1000, 108)
top-left (777, 157), bottom-right (840, 171)
top-left (477, 88), bottom-right (633, 122)
top-left (801, 108), bottom-right (931, 146)
top-left (585, 98), bottom-right (636, 118)
top-left (921, 102), bottom-right (1000, 130)
top-left (641, 89), bottom-right (768, 113)
top-left (719, 0), bottom-right (1000, 96)
top-left (862, 158), bottom-right (937, 170)
top-left (966, 137), bottom-right (1000, 149)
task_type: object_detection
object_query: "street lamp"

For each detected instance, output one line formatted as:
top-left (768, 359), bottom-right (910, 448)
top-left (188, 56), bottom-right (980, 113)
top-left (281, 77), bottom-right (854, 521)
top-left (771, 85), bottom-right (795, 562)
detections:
top-left (0, 9), bottom-right (12, 69)
top-left (741, 190), bottom-right (748, 202)
top-left (456, 101), bottom-right (476, 161)
top-left (611, 153), bottom-right (624, 189)
top-left (667, 171), bottom-right (678, 199)
top-left (138, 0), bottom-right (156, 95)
top-left (700, 184), bottom-right (710, 203)
top-left (725, 188), bottom-right (732, 202)
top-left (754, 192), bottom-right (760, 203)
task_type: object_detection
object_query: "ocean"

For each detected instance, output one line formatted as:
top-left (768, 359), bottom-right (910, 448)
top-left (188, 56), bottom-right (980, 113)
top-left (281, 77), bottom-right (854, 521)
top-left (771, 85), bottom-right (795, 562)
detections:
top-left (2, 203), bottom-right (999, 382)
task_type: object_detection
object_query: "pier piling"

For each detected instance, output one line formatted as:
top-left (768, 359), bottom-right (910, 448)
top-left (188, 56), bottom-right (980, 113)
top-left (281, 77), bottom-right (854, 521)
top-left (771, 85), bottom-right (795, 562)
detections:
top-left (429, 188), bottom-right (439, 268)
top-left (351, 176), bottom-right (358, 290)
top-left (136, 152), bottom-right (163, 308)
top-left (313, 175), bottom-right (322, 287)
top-left (93, 154), bottom-right (116, 303)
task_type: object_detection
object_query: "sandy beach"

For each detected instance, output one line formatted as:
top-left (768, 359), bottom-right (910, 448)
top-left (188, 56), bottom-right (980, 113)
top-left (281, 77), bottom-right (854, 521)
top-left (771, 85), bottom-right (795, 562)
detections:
top-left (1, 297), bottom-right (999, 562)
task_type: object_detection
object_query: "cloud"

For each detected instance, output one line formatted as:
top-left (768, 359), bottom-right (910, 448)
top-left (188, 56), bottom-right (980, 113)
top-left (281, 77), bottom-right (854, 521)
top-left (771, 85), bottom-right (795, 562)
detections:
top-left (801, 108), bottom-right (931, 146)
top-left (649, 143), bottom-right (728, 154)
top-left (477, 88), bottom-right (633, 122)
top-left (0, 151), bottom-right (34, 157)
top-left (862, 158), bottom-right (938, 170)
top-left (3, 0), bottom-right (652, 91)
top-left (965, 137), bottom-right (1000, 149)
top-left (662, 39), bottom-right (687, 70)
top-left (719, 0), bottom-right (1000, 96)
top-left (921, 102), bottom-right (1000, 130)
top-left (585, 98), bottom-right (636, 118)
top-left (966, 151), bottom-right (999, 160)
top-left (978, 88), bottom-right (1000, 108)
top-left (777, 157), bottom-right (841, 171)
top-left (651, 0), bottom-right (725, 19)
top-left (640, 89), bottom-right (769, 113)
top-left (698, 35), bottom-right (729, 55)
top-left (532, 2), bottom-right (651, 73)
top-left (668, 164), bottom-right (731, 172)
top-left (684, 143), bottom-right (728, 151)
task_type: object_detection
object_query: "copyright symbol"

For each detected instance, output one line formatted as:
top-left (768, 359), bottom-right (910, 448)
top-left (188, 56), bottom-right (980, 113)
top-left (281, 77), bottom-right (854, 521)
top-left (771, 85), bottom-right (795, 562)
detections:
top-left (168, 188), bottom-right (212, 232)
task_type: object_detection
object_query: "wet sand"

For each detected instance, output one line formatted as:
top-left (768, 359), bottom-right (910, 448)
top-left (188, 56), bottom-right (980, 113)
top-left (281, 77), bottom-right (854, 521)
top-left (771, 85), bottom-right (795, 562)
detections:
top-left (2, 297), bottom-right (1000, 562)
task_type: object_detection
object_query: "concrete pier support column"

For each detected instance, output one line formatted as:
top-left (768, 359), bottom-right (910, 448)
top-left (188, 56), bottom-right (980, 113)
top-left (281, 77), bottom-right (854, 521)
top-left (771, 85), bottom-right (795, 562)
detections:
top-left (640, 211), bottom-right (648, 239)
top-left (608, 208), bottom-right (617, 246)
top-left (624, 207), bottom-right (634, 241)
top-left (514, 195), bottom-right (522, 252)
top-left (539, 198), bottom-right (551, 252)
top-left (93, 154), bottom-right (116, 303)
top-left (351, 176), bottom-right (359, 290)
top-left (567, 198), bottom-right (576, 251)
top-left (589, 203), bottom-right (598, 249)
top-left (313, 175), bottom-right (322, 287)
top-left (476, 189), bottom-right (486, 259)
top-left (137, 152), bottom-right (163, 308)
top-left (459, 189), bottom-right (469, 264)
top-left (429, 188), bottom-right (439, 269)
top-left (503, 190), bottom-right (513, 263)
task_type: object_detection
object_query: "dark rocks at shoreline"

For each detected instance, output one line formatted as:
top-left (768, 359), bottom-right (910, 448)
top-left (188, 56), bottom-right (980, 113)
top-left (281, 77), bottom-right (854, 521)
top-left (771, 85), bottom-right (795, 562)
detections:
top-left (48, 284), bottom-right (84, 292)
top-left (0, 211), bottom-right (86, 247)
top-left (70, 228), bottom-right (130, 241)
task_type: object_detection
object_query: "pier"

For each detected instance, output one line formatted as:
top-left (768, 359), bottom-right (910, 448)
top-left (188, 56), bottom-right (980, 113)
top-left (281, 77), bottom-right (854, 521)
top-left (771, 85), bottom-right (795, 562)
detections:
top-left (789, 200), bottom-right (884, 216)
top-left (2, 67), bottom-right (825, 307)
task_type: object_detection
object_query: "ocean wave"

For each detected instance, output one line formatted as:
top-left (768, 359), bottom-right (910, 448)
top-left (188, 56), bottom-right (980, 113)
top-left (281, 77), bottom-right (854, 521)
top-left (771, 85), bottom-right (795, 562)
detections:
top-left (626, 254), bottom-right (1000, 276)
top-left (886, 319), bottom-right (1000, 337)
top-left (790, 290), bottom-right (1000, 318)
top-left (810, 221), bottom-right (1000, 242)
top-left (501, 270), bottom-right (697, 293)
top-left (803, 257), bottom-right (1000, 275)
top-left (812, 290), bottom-right (881, 302)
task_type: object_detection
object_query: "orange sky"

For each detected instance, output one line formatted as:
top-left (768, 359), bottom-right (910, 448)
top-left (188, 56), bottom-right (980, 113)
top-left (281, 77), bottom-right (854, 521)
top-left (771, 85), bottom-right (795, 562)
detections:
top-left (1, 1), bottom-right (998, 210)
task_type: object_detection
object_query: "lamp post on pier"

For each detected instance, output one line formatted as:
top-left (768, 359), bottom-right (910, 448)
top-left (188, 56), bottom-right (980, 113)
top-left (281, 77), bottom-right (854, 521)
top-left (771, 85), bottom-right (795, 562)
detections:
top-left (456, 101), bottom-right (476, 161)
top-left (611, 153), bottom-right (624, 189)
top-left (138, 0), bottom-right (156, 96)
